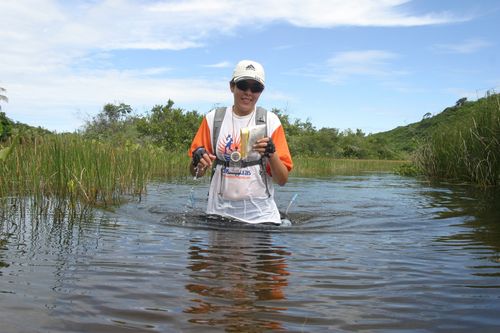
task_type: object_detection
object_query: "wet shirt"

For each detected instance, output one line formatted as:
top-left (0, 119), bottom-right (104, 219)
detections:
top-left (189, 107), bottom-right (293, 224)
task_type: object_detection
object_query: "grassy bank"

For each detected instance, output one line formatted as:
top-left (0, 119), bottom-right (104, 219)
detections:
top-left (1, 133), bottom-right (408, 219)
top-left (413, 93), bottom-right (500, 187)
top-left (292, 157), bottom-right (407, 177)
top-left (0, 134), bottom-right (188, 209)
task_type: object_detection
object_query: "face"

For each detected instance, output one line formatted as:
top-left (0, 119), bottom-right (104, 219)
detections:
top-left (230, 80), bottom-right (264, 116)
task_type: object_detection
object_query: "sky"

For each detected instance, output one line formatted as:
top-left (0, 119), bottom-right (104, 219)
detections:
top-left (1, 0), bottom-right (499, 134)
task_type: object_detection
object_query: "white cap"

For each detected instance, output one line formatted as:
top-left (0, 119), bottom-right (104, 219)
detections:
top-left (232, 60), bottom-right (265, 86)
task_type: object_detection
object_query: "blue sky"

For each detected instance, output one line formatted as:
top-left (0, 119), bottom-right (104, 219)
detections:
top-left (1, 0), bottom-right (499, 134)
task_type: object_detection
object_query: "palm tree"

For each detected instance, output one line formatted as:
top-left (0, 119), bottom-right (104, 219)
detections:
top-left (0, 87), bottom-right (8, 110)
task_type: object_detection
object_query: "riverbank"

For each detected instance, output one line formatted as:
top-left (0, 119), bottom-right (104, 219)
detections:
top-left (1, 134), bottom-right (407, 217)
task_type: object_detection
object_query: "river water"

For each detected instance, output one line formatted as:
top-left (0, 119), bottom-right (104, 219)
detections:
top-left (1, 173), bottom-right (500, 332)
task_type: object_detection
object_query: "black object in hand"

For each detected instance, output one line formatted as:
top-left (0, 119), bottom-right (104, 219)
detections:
top-left (264, 139), bottom-right (275, 157)
top-left (192, 147), bottom-right (207, 166)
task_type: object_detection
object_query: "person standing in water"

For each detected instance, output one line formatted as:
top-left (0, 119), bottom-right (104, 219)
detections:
top-left (188, 60), bottom-right (293, 225)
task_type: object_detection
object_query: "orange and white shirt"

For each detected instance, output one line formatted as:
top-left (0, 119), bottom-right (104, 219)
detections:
top-left (189, 107), bottom-right (293, 224)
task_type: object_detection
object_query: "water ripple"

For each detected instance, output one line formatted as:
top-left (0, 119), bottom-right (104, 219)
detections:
top-left (1, 175), bottom-right (500, 332)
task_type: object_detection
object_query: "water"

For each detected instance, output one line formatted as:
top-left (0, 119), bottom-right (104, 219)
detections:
top-left (1, 174), bottom-right (500, 332)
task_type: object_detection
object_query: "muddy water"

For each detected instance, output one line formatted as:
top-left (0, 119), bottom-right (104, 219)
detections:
top-left (1, 174), bottom-right (500, 332)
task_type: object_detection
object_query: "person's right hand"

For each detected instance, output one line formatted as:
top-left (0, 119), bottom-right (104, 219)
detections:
top-left (192, 147), bottom-right (216, 171)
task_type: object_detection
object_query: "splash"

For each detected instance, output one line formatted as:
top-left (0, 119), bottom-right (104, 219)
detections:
top-left (285, 193), bottom-right (298, 216)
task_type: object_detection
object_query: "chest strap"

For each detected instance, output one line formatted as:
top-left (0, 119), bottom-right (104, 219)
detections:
top-left (212, 158), bottom-right (270, 198)
top-left (214, 158), bottom-right (262, 168)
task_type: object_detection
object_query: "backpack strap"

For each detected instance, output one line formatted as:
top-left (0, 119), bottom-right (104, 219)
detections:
top-left (210, 107), bottom-right (226, 181)
top-left (256, 106), bottom-right (267, 130)
top-left (212, 106), bottom-right (271, 197)
top-left (213, 106), bottom-right (267, 152)
top-left (212, 107), bottom-right (226, 154)
top-left (256, 107), bottom-right (270, 197)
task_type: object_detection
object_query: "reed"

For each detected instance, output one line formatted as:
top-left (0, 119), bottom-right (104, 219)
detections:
top-left (292, 157), bottom-right (407, 177)
top-left (414, 94), bottom-right (500, 186)
top-left (1, 132), bottom-right (409, 220)
top-left (0, 134), bottom-right (189, 213)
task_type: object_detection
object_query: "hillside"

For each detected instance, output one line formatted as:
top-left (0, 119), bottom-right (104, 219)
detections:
top-left (369, 95), bottom-right (496, 157)
top-left (1, 112), bottom-right (52, 141)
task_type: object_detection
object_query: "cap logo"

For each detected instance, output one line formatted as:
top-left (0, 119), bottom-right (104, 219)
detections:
top-left (245, 64), bottom-right (255, 71)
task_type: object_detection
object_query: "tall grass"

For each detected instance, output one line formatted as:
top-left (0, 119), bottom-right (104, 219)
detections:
top-left (0, 134), bottom-right (189, 214)
top-left (414, 93), bottom-right (500, 186)
top-left (1, 132), bottom-right (410, 220)
top-left (293, 157), bottom-right (406, 177)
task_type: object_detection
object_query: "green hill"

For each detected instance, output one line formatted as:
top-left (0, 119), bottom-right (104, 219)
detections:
top-left (370, 95), bottom-right (495, 157)
top-left (1, 112), bottom-right (52, 141)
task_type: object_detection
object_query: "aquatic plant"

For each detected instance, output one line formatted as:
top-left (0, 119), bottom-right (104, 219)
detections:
top-left (394, 163), bottom-right (422, 177)
top-left (0, 131), bottom-right (411, 222)
top-left (414, 93), bottom-right (500, 186)
top-left (0, 134), bottom-right (189, 212)
top-left (292, 157), bottom-right (406, 177)
top-left (0, 141), bottom-right (15, 162)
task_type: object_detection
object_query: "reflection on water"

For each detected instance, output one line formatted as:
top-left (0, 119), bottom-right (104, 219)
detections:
top-left (184, 232), bottom-right (290, 331)
top-left (1, 174), bottom-right (500, 332)
top-left (434, 186), bottom-right (500, 254)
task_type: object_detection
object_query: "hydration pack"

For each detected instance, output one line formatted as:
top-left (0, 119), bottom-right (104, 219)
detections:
top-left (211, 106), bottom-right (270, 197)
top-left (212, 106), bottom-right (267, 153)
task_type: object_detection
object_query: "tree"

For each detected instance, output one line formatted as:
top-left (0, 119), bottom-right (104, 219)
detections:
top-left (340, 129), bottom-right (367, 158)
top-left (455, 97), bottom-right (467, 107)
top-left (102, 102), bottom-right (132, 123)
top-left (0, 87), bottom-right (8, 111)
top-left (422, 112), bottom-right (432, 120)
top-left (0, 87), bottom-right (12, 141)
top-left (0, 112), bottom-right (13, 141)
top-left (136, 99), bottom-right (203, 151)
top-left (82, 102), bottom-right (135, 141)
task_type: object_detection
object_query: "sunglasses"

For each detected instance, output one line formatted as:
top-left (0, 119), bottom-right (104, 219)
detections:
top-left (235, 80), bottom-right (264, 93)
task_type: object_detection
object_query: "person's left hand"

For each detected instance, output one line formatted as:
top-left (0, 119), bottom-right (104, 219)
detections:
top-left (254, 137), bottom-right (276, 157)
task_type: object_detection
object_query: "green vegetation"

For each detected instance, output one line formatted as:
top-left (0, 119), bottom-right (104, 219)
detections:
top-left (1, 90), bottom-right (499, 219)
top-left (0, 112), bottom-right (12, 142)
top-left (0, 100), bottom-right (205, 217)
top-left (0, 87), bottom-right (7, 108)
top-left (369, 95), bottom-right (495, 157)
top-left (136, 99), bottom-right (203, 150)
top-left (0, 98), bottom-right (404, 215)
top-left (293, 157), bottom-right (406, 177)
top-left (81, 100), bottom-right (407, 161)
top-left (0, 133), bottom-right (187, 219)
top-left (393, 163), bottom-right (421, 177)
top-left (274, 109), bottom-right (401, 159)
top-left (371, 92), bottom-right (500, 186)
top-left (412, 93), bottom-right (500, 186)
top-left (1, 87), bottom-right (11, 141)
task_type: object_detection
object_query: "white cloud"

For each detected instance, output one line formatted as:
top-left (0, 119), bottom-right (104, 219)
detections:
top-left (5, 71), bottom-right (230, 131)
top-left (0, 0), bottom-right (463, 58)
top-left (0, 0), bottom-right (468, 131)
top-left (204, 61), bottom-right (233, 68)
top-left (0, 1), bottom-right (464, 74)
top-left (325, 50), bottom-right (404, 84)
top-left (433, 38), bottom-right (492, 54)
top-left (148, 0), bottom-right (461, 28)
